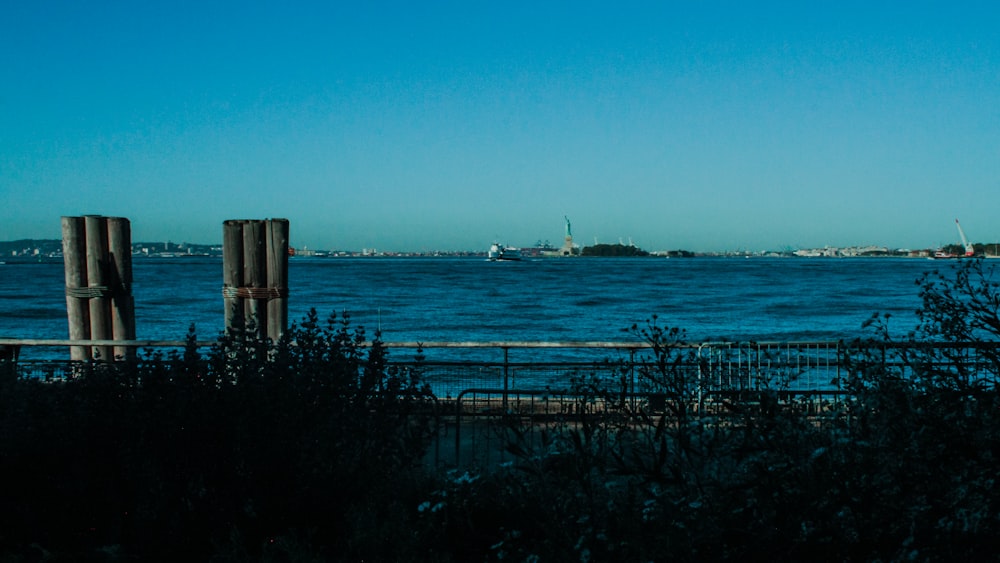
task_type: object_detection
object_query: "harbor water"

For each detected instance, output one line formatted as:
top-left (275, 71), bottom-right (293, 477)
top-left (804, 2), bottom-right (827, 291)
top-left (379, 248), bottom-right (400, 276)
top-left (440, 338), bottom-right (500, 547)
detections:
top-left (0, 256), bottom-right (952, 361)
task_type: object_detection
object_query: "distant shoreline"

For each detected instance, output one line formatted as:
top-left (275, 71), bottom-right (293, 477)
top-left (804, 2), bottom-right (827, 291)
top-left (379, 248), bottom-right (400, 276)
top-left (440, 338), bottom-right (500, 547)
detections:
top-left (3, 238), bottom-right (998, 261)
top-left (3, 254), bottom-right (991, 266)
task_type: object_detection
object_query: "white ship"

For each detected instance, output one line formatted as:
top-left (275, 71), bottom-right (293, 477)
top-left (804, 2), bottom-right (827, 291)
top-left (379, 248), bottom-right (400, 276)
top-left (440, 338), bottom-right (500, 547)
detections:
top-left (488, 243), bottom-right (522, 261)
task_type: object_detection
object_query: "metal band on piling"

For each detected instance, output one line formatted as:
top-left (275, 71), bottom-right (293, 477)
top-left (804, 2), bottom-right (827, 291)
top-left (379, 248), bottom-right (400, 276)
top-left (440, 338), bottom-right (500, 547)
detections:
top-left (221, 286), bottom-right (289, 300)
top-left (65, 285), bottom-right (130, 299)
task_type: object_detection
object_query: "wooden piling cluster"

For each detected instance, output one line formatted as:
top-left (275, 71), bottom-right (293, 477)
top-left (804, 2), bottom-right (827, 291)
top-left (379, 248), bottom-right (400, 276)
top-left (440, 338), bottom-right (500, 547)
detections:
top-left (222, 219), bottom-right (289, 341)
top-left (61, 216), bottom-right (136, 361)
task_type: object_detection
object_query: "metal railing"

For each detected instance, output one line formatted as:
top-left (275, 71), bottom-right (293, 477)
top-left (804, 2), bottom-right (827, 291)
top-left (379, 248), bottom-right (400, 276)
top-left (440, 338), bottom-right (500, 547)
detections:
top-left (0, 338), bottom-right (849, 393)
top-left (8, 338), bottom-right (1000, 392)
top-left (5, 338), bottom-right (1000, 468)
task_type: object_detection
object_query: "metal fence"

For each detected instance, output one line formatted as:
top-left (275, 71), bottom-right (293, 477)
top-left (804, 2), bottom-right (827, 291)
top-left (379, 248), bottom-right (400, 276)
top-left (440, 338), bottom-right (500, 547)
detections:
top-left (1, 338), bottom-right (848, 393)
top-left (5, 338), bottom-right (1000, 468)
top-left (8, 338), bottom-right (1000, 399)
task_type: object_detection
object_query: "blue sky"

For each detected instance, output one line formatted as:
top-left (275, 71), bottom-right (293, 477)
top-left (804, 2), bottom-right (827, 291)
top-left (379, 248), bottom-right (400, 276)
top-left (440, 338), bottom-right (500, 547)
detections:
top-left (2, 1), bottom-right (998, 252)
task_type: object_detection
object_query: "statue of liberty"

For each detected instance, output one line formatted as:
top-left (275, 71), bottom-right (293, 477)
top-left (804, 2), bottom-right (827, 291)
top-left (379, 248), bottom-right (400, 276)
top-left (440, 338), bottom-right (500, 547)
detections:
top-left (560, 215), bottom-right (577, 256)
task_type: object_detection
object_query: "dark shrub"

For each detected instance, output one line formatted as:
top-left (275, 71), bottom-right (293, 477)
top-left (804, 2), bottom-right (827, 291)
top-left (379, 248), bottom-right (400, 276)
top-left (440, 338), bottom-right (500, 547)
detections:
top-left (0, 310), bottom-right (436, 561)
top-left (417, 263), bottom-right (1000, 561)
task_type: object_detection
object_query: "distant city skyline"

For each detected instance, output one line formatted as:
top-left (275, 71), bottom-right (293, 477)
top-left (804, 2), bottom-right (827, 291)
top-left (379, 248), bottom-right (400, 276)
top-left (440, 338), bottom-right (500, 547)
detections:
top-left (3, 2), bottom-right (999, 253)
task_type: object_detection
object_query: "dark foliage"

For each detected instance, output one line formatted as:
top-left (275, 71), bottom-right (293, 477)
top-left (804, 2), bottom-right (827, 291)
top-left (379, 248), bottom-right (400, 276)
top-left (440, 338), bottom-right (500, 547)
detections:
top-left (415, 262), bottom-right (1000, 561)
top-left (580, 243), bottom-right (650, 257)
top-left (0, 310), bottom-right (435, 562)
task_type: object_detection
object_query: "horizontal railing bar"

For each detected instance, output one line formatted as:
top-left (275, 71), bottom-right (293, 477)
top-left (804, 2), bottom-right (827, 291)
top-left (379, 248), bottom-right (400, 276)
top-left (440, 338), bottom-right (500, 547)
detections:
top-left (0, 338), bottom-right (784, 349)
top-left (382, 341), bottom-right (651, 348)
top-left (0, 339), bottom-right (650, 348)
top-left (0, 339), bottom-right (213, 347)
top-left (3, 338), bottom-right (999, 350)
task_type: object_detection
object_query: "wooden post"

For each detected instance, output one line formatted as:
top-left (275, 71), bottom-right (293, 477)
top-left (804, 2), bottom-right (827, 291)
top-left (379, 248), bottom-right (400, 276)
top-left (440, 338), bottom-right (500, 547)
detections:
top-left (223, 218), bottom-right (290, 341)
top-left (61, 216), bottom-right (90, 361)
top-left (266, 219), bottom-right (289, 341)
top-left (107, 217), bottom-right (135, 360)
top-left (85, 215), bottom-right (112, 361)
top-left (242, 220), bottom-right (266, 339)
top-left (223, 220), bottom-right (245, 335)
top-left (61, 215), bottom-right (137, 362)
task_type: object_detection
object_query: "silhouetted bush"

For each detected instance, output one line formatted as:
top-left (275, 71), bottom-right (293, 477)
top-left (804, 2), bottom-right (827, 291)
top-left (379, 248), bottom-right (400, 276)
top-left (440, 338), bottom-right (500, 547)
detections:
top-left (414, 261), bottom-right (1000, 561)
top-left (0, 310), bottom-right (435, 561)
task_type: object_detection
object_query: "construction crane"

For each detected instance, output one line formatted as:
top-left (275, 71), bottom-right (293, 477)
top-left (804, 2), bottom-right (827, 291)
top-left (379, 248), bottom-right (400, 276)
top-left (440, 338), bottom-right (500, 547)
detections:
top-left (955, 219), bottom-right (975, 257)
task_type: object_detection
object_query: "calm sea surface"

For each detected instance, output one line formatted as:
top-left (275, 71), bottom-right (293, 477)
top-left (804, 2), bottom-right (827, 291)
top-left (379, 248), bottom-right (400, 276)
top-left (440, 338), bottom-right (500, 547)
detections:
top-left (0, 256), bottom-right (956, 360)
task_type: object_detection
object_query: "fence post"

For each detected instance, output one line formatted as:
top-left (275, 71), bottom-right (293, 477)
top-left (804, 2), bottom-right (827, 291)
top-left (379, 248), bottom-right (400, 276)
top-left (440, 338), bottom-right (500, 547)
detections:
top-left (628, 348), bottom-right (637, 411)
top-left (502, 346), bottom-right (510, 411)
top-left (0, 341), bottom-right (20, 383)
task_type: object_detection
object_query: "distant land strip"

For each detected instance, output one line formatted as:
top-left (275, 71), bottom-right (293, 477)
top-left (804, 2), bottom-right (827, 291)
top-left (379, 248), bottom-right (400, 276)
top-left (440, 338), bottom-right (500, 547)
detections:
top-left (3, 239), bottom-right (1000, 260)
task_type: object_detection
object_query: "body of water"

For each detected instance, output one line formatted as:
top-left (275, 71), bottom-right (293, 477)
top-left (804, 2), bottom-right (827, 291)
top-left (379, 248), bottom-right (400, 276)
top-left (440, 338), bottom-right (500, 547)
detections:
top-left (0, 256), bottom-right (954, 361)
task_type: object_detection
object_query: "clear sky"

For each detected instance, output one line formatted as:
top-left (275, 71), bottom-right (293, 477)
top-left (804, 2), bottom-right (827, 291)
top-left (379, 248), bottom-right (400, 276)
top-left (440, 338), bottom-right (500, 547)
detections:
top-left (2, 1), bottom-right (998, 252)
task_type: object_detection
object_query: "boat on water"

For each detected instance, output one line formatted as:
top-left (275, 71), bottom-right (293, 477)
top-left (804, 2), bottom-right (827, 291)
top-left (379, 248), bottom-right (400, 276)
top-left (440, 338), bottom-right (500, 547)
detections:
top-left (932, 219), bottom-right (980, 259)
top-left (488, 243), bottom-right (522, 261)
